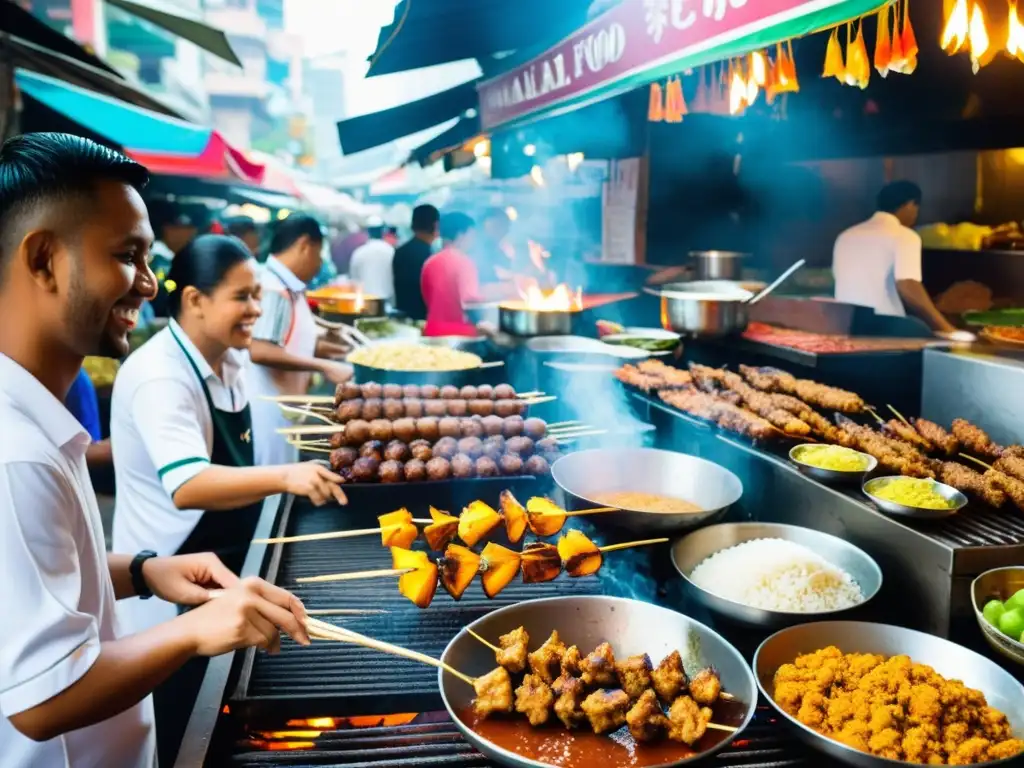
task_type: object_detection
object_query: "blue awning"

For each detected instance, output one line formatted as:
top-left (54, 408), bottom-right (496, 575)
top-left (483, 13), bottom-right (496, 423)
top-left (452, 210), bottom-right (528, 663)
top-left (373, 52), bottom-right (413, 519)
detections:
top-left (15, 68), bottom-right (211, 155)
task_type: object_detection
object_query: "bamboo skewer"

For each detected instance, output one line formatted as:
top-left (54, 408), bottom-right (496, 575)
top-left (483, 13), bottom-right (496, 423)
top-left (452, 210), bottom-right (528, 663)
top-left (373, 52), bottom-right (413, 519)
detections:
top-left (466, 627), bottom-right (501, 653)
top-left (888, 404), bottom-right (914, 428)
top-left (548, 420), bottom-right (583, 429)
top-left (306, 608), bottom-right (388, 616)
top-left (960, 453), bottom-right (993, 471)
top-left (864, 407), bottom-right (884, 425)
top-left (277, 403), bottom-right (337, 425)
top-left (297, 567), bottom-right (414, 584)
top-left (261, 394), bottom-right (335, 404)
top-left (305, 618), bottom-right (477, 686)
top-left (597, 537), bottom-right (669, 553)
top-left (254, 521), bottom-right (432, 546)
top-left (556, 429), bottom-right (608, 443)
top-left (521, 395), bottom-right (557, 406)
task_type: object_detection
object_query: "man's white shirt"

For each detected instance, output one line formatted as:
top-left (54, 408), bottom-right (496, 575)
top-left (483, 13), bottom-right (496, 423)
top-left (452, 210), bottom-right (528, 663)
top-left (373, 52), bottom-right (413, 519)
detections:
top-left (0, 354), bottom-right (156, 768)
top-left (833, 211), bottom-right (923, 317)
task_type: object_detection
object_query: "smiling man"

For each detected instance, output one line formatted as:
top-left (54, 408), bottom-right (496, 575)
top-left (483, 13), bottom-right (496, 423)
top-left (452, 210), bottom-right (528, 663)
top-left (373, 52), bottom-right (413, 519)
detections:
top-left (0, 133), bottom-right (310, 768)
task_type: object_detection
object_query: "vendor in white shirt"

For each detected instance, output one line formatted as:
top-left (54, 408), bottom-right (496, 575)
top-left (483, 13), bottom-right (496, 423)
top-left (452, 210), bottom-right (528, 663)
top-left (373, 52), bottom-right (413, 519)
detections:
top-left (832, 181), bottom-right (956, 334)
top-left (0, 133), bottom-right (309, 768)
top-left (110, 234), bottom-right (347, 766)
top-left (248, 213), bottom-right (352, 466)
top-left (349, 221), bottom-right (396, 302)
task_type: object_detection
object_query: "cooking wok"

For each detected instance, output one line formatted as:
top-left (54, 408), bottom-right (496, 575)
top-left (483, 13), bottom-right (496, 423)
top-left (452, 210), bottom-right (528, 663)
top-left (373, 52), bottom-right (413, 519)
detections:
top-left (551, 448), bottom-right (743, 534)
top-left (440, 595), bottom-right (756, 768)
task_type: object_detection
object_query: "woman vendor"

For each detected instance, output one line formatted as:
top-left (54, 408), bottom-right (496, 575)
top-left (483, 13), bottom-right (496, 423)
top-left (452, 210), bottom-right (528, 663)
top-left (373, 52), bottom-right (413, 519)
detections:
top-left (109, 234), bottom-right (347, 767)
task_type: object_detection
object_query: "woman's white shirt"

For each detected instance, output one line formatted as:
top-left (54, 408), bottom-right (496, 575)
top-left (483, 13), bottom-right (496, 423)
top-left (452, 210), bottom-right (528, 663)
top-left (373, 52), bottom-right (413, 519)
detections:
top-left (111, 320), bottom-right (248, 633)
top-left (0, 354), bottom-right (156, 768)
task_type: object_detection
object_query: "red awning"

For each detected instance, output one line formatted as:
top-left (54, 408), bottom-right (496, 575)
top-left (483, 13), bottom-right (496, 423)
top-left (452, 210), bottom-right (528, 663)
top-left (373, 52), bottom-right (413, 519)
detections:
top-left (126, 132), bottom-right (265, 185)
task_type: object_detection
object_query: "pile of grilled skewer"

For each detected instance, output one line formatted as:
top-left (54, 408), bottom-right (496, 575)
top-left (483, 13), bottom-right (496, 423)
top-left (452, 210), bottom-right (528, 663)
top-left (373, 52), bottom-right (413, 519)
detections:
top-left (471, 626), bottom-right (736, 746)
top-left (617, 359), bottom-right (1024, 511)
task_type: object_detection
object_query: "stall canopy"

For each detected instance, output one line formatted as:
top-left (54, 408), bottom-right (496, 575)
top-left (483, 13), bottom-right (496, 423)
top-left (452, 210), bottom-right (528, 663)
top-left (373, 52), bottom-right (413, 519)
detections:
top-left (0, 0), bottom-right (184, 118)
top-left (336, 80), bottom-right (478, 155)
top-left (15, 69), bottom-right (263, 183)
top-left (366, 0), bottom-right (597, 76)
top-left (104, 0), bottom-right (242, 67)
top-left (407, 114), bottom-right (481, 167)
top-left (478, 0), bottom-right (885, 132)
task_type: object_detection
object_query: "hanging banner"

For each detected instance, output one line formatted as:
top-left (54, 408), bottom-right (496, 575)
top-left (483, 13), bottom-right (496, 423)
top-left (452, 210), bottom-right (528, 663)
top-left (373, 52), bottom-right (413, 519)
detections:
top-left (477, 0), bottom-right (882, 131)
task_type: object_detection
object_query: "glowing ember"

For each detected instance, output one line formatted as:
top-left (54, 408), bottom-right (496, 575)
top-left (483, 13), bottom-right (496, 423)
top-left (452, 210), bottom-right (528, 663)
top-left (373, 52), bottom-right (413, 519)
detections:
top-left (287, 717), bottom-right (337, 728)
top-left (941, 0), bottom-right (969, 53)
top-left (258, 730), bottom-right (323, 739)
top-left (267, 741), bottom-right (315, 751)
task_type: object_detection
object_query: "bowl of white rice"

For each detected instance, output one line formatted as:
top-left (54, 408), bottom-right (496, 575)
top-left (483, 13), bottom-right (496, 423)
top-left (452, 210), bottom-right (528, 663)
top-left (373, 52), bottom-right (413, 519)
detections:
top-left (671, 522), bottom-right (882, 628)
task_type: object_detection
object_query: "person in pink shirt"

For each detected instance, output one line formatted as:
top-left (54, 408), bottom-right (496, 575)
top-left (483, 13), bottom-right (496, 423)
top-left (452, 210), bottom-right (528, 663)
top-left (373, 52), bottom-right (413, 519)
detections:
top-left (421, 212), bottom-right (483, 337)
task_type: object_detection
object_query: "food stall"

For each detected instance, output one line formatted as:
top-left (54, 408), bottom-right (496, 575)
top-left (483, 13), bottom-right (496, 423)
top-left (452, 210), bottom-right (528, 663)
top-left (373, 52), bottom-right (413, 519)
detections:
top-left (174, 331), bottom-right (1024, 767)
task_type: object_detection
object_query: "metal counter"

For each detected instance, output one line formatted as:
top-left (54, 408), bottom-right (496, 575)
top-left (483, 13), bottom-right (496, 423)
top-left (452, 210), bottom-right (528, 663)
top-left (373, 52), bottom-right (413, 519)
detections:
top-left (631, 393), bottom-right (1024, 640)
top-left (922, 347), bottom-right (1024, 446)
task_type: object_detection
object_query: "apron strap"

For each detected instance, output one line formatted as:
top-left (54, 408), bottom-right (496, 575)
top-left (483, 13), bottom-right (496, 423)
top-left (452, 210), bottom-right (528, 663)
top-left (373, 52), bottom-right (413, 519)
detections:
top-left (168, 324), bottom-right (252, 468)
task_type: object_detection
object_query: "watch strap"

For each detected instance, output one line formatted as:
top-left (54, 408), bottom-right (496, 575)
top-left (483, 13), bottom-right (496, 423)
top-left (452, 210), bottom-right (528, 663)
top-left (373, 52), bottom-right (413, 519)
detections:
top-left (130, 550), bottom-right (158, 600)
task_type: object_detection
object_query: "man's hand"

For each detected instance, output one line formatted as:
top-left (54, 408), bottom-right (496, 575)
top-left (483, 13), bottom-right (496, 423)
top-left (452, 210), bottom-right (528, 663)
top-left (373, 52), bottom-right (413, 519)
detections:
top-left (142, 552), bottom-right (239, 606)
top-left (319, 360), bottom-right (354, 385)
top-left (284, 461), bottom-right (348, 506)
top-left (178, 576), bottom-right (310, 656)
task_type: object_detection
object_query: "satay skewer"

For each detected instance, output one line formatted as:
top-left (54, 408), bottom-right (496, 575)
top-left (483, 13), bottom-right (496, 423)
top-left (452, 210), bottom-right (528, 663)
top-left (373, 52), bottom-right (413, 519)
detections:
top-left (887, 404), bottom-right (913, 428)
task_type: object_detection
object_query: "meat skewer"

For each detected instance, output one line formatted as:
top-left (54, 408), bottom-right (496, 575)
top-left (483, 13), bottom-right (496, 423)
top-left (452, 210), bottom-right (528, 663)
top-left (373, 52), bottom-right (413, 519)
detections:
top-left (690, 364), bottom-right (812, 437)
top-left (738, 364), bottom-right (865, 413)
top-left (658, 388), bottom-right (778, 441)
top-left (333, 397), bottom-right (529, 423)
top-left (952, 418), bottom-right (1005, 461)
top-left (958, 454), bottom-right (1024, 512)
top-left (279, 415), bottom-right (554, 445)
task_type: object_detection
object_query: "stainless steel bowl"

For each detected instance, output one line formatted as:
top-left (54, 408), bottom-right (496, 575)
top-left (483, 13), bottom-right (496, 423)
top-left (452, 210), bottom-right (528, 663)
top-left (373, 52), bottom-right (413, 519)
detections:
top-left (440, 595), bottom-right (757, 768)
top-left (862, 476), bottom-right (968, 520)
top-left (755, 621), bottom-right (1024, 768)
top-left (498, 305), bottom-right (578, 337)
top-left (788, 444), bottom-right (878, 484)
top-left (551, 447), bottom-right (743, 534)
top-left (671, 523), bottom-right (882, 628)
top-left (645, 281), bottom-right (754, 337)
top-left (689, 250), bottom-right (749, 281)
top-left (972, 567), bottom-right (1024, 667)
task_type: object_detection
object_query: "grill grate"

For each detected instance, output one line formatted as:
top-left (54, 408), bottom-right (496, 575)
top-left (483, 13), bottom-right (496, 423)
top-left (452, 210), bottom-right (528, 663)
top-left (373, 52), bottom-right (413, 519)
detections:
top-left (237, 505), bottom-right (606, 717)
top-left (228, 708), bottom-right (811, 767)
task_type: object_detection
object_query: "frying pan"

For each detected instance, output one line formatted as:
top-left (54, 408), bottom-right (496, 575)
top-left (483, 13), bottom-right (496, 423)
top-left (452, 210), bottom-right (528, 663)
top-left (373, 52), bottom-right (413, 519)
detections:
top-left (439, 595), bottom-right (756, 768)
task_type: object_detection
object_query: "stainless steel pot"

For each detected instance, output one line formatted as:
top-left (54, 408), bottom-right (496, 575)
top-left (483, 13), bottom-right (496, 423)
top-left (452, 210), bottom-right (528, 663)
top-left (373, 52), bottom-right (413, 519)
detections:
top-left (498, 305), bottom-right (577, 337)
top-left (440, 596), bottom-right (757, 768)
top-left (690, 250), bottom-right (748, 280)
top-left (645, 280), bottom-right (754, 337)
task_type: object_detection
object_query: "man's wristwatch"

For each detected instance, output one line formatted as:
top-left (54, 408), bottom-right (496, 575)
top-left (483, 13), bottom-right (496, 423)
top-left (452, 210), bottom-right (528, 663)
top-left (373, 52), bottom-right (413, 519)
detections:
top-left (130, 550), bottom-right (158, 599)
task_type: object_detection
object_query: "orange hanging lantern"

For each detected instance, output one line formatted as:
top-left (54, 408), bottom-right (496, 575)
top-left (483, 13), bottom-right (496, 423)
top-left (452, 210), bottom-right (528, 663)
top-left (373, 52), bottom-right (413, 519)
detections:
top-left (874, 5), bottom-right (892, 76)
top-left (665, 76), bottom-right (687, 122)
top-left (728, 60), bottom-right (747, 115)
top-left (823, 27), bottom-right (846, 79)
top-left (750, 50), bottom-right (768, 86)
top-left (890, 0), bottom-right (918, 73)
top-left (691, 68), bottom-right (711, 112)
top-left (648, 82), bottom-right (665, 122)
top-left (848, 19), bottom-right (871, 88)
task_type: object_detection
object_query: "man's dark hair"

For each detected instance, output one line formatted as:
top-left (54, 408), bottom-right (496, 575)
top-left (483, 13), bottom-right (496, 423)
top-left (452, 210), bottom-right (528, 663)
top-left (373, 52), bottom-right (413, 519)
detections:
top-left (0, 133), bottom-right (149, 277)
top-left (440, 212), bottom-right (475, 241)
top-left (877, 181), bottom-right (922, 214)
top-left (269, 212), bottom-right (323, 254)
top-left (411, 204), bottom-right (440, 234)
top-left (224, 215), bottom-right (257, 239)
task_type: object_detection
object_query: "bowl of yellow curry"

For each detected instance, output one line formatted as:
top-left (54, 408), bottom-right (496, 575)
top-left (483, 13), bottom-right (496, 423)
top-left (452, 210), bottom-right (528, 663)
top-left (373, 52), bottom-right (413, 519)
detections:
top-left (862, 476), bottom-right (967, 520)
top-left (788, 444), bottom-right (877, 484)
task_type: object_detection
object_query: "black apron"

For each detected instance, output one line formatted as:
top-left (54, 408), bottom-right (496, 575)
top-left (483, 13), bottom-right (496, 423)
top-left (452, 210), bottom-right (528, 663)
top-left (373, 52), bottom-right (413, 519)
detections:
top-left (154, 326), bottom-right (263, 767)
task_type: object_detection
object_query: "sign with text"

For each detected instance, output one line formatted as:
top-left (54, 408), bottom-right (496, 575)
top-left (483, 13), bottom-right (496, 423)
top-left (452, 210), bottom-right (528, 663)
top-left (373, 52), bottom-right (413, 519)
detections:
top-left (478, 0), bottom-right (869, 131)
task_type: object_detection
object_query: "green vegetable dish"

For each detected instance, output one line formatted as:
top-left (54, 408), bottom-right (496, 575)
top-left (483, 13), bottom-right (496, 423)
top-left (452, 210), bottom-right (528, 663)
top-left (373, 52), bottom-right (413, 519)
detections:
top-left (963, 308), bottom-right (1024, 327)
top-left (983, 588), bottom-right (1024, 644)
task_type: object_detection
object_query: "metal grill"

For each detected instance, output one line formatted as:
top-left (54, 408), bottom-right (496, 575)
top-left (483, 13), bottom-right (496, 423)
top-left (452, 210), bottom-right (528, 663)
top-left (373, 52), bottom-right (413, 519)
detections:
top-left (924, 506), bottom-right (1024, 548)
top-left (235, 504), bottom-right (606, 718)
top-left (228, 708), bottom-right (811, 767)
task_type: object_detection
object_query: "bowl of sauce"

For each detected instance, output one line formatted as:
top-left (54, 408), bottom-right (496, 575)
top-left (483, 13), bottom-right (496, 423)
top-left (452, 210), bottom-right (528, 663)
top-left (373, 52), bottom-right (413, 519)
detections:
top-left (551, 448), bottom-right (743, 534)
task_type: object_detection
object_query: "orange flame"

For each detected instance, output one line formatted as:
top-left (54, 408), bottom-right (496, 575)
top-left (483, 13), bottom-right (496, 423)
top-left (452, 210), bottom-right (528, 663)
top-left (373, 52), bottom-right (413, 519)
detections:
top-left (941, 0), bottom-right (969, 53)
top-left (1009, 2), bottom-right (1024, 61)
top-left (728, 67), bottom-right (747, 115)
top-left (513, 281), bottom-right (583, 312)
top-left (968, 2), bottom-right (991, 71)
